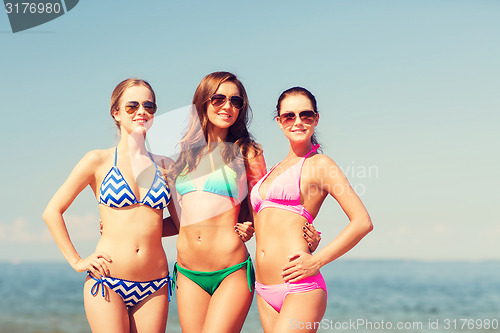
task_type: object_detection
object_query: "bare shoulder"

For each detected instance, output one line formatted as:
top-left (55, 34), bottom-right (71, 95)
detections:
top-left (240, 140), bottom-right (263, 160)
top-left (308, 152), bottom-right (338, 169)
top-left (80, 148), bottom-right (112, 168)
top-left (63, 148), bottom-right (113, 185)
top-left (304, 153), bottom-right (347, 185)
top-left (245, 147), bottom-right (266, 174)
top-left (247, 149), bottom-right (265, 164)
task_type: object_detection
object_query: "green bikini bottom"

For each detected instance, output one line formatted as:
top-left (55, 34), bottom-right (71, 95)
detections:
top-left (172, 256), bottom-right (255, 296)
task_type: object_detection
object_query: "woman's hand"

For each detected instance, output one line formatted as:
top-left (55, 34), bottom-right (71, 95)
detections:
top-left (73, 252), bottom-right (112, 278)
top-left (302, 222), bottom-right (321, 252)
top-left (234, 221), bottom-right (255, 242)
top-left (281, 251), bottom-right (321, 283)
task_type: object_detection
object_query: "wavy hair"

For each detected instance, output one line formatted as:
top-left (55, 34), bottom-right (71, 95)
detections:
top-left (171, 71), bottom-right (262, 178)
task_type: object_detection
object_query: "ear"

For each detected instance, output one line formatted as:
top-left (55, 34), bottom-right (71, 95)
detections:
top-left (313, 113), bottom-right (319, 127)
top-left (112, 109), bottom-right (120, 123)
top-left (276, 116), bottom-right (284, 130)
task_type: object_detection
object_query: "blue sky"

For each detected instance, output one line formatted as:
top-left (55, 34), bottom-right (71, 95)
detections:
top-left (1, 0), bottom-right (499, 263)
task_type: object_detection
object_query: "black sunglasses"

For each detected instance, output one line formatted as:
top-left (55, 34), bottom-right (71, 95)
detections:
top-left (279, 110), bottom-right (317, 126)
top-left (209, 94), bottom-right (245, 110)
top-left (124, 101), bottom-right (157, 114)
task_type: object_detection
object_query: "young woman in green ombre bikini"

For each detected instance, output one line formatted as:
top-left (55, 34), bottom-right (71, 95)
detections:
top-left (168, 71), bottom-right (321, 333)
top-left (168, 71), bottom-right (264, 332)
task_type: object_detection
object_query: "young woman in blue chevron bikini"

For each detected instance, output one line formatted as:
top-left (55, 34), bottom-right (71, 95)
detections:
top-left (43, 78), bottom-right (180, 333)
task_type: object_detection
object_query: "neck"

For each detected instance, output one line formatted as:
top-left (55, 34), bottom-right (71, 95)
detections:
top-left (117, 129), bottom-right (148, 156)
top-left (207, 124), bottom-right (228, 146)
top-left (287, 141), bottom-right (313, 158)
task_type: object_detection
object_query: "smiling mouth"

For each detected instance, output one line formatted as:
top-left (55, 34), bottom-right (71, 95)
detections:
top-left (218, 113), bottom-right (231, 119)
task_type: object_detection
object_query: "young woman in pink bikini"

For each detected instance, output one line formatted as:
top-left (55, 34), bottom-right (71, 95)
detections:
top-left (251, 87), bottom-right (373, 332)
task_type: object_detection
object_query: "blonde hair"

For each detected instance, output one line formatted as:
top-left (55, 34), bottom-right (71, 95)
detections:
top-left (110, 78), bottom-right (156, 129)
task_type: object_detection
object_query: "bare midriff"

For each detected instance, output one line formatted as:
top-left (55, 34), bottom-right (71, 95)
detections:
top-left (176, 195), bottom-right (248, 271)
top-left (96, 204), bottom-right (168, 281)
top-left (255, 208), bottom-right (310, 285)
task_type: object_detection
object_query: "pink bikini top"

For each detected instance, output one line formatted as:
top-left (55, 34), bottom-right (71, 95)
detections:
top-left (250, 144), bottom-right (319, 224)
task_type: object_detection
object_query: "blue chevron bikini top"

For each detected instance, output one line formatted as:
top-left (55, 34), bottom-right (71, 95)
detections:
top-left (99, 147), bottom-right (171, 209)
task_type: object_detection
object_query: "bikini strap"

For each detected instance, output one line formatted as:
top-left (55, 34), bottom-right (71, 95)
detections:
top-left (304, 144), bottom-right (320, 159)
top-left (89, 273), bottom-right (106, 298)
top-left (298, 144), bottom-right (320, 193)
top-left (147, 151), bottom-right (159, 171)
top-left (246, 256), bottom-right (255, 292)
top-left (114, 147), bottom-right (118, 166)
top-left (171, 263), bottom-right (178, 294)
top-left (167, 275), bottom-right (172, 302)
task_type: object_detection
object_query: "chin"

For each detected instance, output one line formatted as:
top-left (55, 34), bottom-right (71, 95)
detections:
top-left (130, 125), bottom-right (149, 135)
top-left (213, 121), bottom-right (234, 130)
top-left (287, 133), bottom-right (312, 142)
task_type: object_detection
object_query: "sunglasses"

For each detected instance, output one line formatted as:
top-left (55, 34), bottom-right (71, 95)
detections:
top-left (209, 94), bottom-right (245, 110)
top-left (124, 101), bottom-right (157, 114)
top-left (279, 110), bottom-right (317, 126)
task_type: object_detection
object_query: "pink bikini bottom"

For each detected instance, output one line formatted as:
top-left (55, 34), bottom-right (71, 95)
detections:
top-left (255, 273), bottom-right (328, 312)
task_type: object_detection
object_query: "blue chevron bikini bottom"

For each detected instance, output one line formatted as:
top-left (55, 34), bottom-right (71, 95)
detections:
top-left (88, 273), bottom-right (171, 308)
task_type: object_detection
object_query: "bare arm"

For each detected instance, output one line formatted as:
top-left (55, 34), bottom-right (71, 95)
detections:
top-left (42, 151), bottom-right (111, 277)
top-left (282, 155), bottom-right (373, 282)
top-left (157, 157), bottom-right (180, 238)
top-left (162, 191), bottom-right (180, 237)
top-left (234, 151), bottom-right (267, 241)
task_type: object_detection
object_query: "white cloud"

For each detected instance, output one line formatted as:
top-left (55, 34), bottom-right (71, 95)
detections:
top-left (0, 217), bottom-right (52, 243)
top-left (0, 213), bottom-right (99, 244)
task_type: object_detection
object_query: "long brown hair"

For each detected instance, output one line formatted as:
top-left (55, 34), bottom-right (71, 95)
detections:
top-left (171, 72), bottom-right (262, 177)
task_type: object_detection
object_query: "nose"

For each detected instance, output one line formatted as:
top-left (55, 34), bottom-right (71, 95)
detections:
top-left (292, 114), bottom-right (304, 126)
top-left (221, 98), bottom-right (232, 109)
top-left (136, 104), bottom-right (147, 115)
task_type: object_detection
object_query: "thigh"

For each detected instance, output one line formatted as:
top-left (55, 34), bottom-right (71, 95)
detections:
top-left (83, 276), bottom-right (130, 333)
top-left (202, 268), bottom-right (254, 333)
top-left (256, 293), bottom-right (279, 333)
top-left (129, 284), bottom-right (169, 333)
top-left (274, 289), bottom-right (327, 333)
top-left (176, 272), bottom-right (211, 333)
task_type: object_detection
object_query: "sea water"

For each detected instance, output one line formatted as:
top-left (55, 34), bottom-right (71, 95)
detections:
top-left (1, 260), bottom-right (498, 332)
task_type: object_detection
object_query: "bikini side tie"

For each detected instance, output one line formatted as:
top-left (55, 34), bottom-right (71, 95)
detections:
top-left (89, 274), bottom-right (106, 297)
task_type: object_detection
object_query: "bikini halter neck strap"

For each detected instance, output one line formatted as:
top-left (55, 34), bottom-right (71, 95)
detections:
top-left (304, 144), bottom-right (320, 158)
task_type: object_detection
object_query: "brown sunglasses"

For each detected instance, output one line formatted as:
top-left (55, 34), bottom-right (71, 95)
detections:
top-left (124, 101), bottom-right (157, 114)
top-left (278, 110), bottom-right (317, 126)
